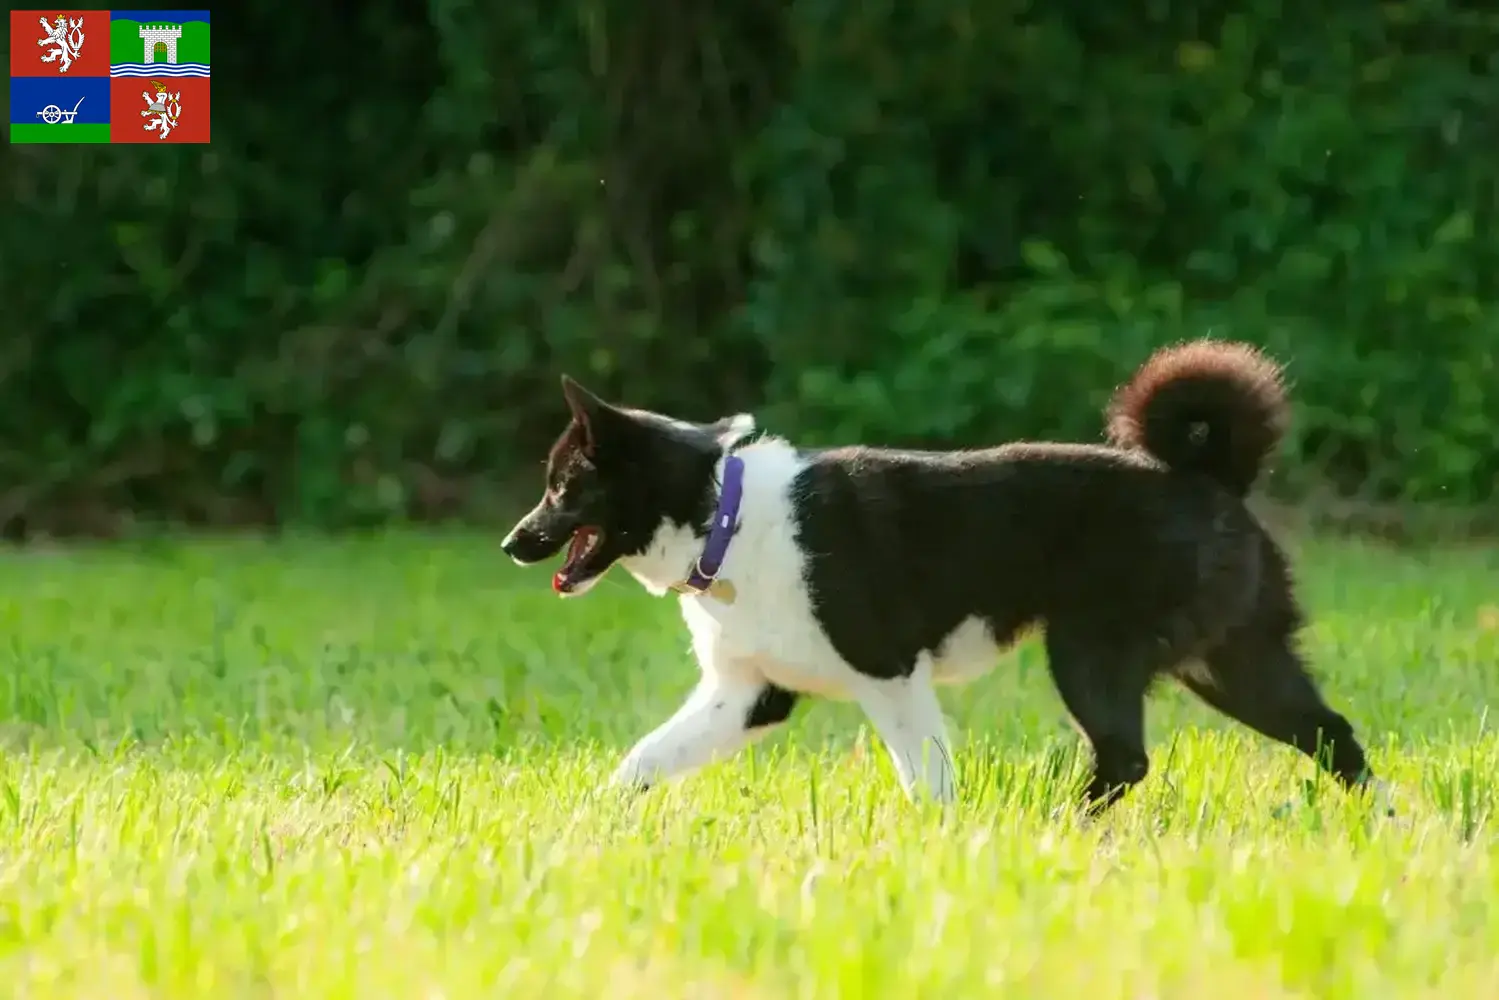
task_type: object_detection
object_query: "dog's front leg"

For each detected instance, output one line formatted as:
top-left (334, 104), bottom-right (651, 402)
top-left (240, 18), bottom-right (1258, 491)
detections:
top-left (610, 675), bottom-right (796, 792)
top-left (850, 657), bottom-right (957, 804)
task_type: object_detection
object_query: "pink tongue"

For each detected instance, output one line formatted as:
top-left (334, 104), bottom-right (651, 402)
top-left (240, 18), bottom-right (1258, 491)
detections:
top-left (552, 531), bottom-right (592, 592)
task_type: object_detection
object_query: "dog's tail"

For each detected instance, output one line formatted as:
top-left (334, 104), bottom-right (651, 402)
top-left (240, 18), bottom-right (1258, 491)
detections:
top-left (1106, 339), bottom-right (1288, 496)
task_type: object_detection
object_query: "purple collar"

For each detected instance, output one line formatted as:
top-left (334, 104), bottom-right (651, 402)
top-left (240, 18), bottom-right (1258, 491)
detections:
top-left (679, 454), bottom-right (744, 595)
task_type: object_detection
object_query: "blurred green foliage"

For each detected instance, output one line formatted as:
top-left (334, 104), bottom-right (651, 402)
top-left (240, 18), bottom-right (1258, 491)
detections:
top-left (5, 0), bottom-right (1497, 534)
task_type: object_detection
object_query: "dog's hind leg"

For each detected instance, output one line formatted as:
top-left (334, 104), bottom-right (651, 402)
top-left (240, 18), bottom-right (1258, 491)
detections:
top-left (1043, 627), bottom-right (1161, 817)
top-left (609, 676), bottom-right (799, 792)
top-left (1177, 631), bottom-right (1384, 808)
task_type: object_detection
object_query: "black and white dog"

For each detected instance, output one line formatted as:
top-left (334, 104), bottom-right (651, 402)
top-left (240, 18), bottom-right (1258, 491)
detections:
top-left (502, 340), bottom-right (1383, 815)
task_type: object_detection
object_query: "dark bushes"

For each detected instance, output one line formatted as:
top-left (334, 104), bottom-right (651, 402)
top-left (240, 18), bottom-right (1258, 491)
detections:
top-left (6, 0), bottom-right (1496, 533)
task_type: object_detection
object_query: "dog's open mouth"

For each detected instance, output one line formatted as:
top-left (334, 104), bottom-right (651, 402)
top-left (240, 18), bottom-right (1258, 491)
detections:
top-left (553, 526), bottom-right (606, 595)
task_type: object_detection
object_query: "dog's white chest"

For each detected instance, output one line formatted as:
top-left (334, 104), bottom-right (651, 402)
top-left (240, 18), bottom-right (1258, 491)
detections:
top-left (678, 586), bottom-right (859, 699)
top-left (683, 595), bottom-right (1004, 697)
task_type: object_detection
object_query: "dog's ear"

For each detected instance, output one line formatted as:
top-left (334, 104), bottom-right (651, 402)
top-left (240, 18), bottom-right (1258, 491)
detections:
top-left (709, 413), bottom-right (756, 447)
top-left (560, 374), bottom-right (614, 455)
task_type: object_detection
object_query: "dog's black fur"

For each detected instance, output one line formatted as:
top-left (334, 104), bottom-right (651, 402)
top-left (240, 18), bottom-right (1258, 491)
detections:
top-left (503, 340), bottom-right (1375, 813)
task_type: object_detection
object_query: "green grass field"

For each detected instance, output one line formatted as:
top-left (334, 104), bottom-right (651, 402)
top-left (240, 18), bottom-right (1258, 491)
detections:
top-left (0, 530), bottom-right (1495, 998)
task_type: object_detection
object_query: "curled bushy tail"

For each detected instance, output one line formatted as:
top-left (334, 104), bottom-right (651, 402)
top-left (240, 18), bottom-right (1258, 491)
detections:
top-left (1106, 339), bottom-right (1288, 496)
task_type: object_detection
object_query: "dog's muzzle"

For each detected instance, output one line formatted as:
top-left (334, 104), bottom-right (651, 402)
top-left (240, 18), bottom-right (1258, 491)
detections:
top-left (501, 514), bottom-right (564, 566)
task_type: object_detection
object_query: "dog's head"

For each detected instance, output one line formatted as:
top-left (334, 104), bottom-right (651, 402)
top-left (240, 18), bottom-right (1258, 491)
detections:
top-left (501, 375), bottom-right (755, 596)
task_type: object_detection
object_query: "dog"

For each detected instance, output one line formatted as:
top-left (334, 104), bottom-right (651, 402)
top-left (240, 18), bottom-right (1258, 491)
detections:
top-left (501, 340), bottom-right (1383, 816)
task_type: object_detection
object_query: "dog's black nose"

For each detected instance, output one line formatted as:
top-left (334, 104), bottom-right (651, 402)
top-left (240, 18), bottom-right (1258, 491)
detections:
top-left (501, 524), bottom-right (548, 566)
top-left (500, 529), bottom-right (525, 559)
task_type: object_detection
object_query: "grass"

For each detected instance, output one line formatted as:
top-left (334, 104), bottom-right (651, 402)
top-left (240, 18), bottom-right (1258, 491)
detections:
top-left (0, 529), bottom-right (1496, 998)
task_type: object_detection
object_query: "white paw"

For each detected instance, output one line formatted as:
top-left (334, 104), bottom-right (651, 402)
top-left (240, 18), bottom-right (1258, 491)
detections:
top-left (1365, 777), bottom-right (1397, 817)
top-left (608, 755), bottom-right (655, 791)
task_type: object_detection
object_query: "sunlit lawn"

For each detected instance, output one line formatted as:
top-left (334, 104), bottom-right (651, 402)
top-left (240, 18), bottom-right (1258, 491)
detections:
top-left (0, 530), bottom-right (1495, 998)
